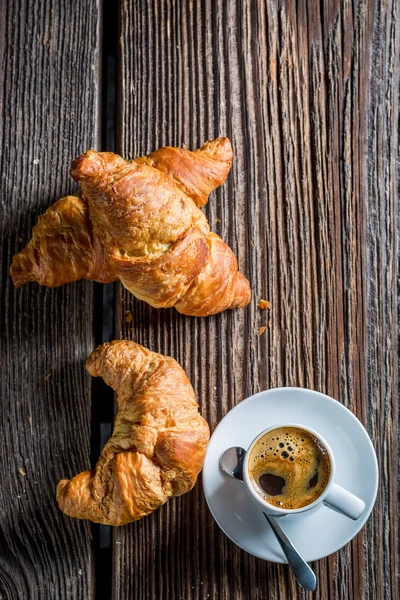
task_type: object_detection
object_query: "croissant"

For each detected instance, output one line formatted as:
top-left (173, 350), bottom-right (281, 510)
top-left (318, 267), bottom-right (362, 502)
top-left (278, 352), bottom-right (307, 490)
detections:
top-left (57, 340), bottom-right (210, 525)
top-left (11, 138), bottom-right (251, 316)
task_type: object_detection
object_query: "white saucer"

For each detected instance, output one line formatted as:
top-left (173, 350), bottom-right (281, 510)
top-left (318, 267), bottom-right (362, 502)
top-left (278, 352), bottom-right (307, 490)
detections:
top-left (203, 388), bottom-right (378, 563)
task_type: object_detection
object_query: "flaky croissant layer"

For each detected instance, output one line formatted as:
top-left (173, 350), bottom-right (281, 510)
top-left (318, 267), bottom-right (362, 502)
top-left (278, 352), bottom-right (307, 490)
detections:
top-left (57, 341), bottom-right (210, 525)
top-left (11, 138), bottom-right (251, 316)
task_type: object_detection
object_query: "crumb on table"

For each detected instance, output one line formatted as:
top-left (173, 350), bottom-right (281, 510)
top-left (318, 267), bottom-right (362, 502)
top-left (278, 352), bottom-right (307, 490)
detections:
top-left (258, 326), bottom-right (267, 336)
top-left (258, 299), bottom-right (270, 310)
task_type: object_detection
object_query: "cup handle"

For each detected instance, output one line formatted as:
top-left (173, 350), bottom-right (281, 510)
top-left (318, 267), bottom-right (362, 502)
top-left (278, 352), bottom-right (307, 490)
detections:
top-left (324, 483), bottom-right (365, 520)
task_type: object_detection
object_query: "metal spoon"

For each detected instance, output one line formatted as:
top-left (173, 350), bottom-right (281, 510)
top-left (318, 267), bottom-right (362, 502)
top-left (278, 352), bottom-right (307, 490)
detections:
top-left (220, 447), bottom-right (317, 592)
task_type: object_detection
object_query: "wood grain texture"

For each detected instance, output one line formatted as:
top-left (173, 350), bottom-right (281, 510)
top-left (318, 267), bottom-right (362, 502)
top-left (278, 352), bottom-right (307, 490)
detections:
top-left (0, 1), bottom-right (101, 598)
top-left (116, 1), bottom-right (399, 599)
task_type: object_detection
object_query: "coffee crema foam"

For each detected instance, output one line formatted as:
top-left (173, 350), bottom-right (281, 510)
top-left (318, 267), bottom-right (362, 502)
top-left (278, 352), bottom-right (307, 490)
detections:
top-left (248, 426), bottom-right (331, 509)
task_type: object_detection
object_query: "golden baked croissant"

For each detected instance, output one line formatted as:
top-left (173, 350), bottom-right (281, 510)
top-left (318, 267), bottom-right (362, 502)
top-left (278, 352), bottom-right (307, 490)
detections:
top-left (57, 340), bottom-right (210, 525)
top-left (11, 138), bottom-right (251, 316)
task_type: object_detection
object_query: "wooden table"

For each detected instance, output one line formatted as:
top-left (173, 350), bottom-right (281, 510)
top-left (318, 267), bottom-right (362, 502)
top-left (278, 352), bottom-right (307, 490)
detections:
top-left (1, 1), bottom-right (398, 598)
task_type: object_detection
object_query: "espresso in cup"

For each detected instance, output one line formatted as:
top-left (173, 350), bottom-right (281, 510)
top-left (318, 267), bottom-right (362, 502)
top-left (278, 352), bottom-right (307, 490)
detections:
top-left (248, 426), bottom-right (331, 509)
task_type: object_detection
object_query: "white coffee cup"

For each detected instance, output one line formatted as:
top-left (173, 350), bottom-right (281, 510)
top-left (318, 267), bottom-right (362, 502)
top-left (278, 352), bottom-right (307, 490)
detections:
top-left (242, 423), bottom-right (365, 520)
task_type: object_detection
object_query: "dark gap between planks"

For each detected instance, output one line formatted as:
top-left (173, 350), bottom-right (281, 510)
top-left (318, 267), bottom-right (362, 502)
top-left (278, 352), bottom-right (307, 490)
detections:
top-left (91, 1), bottom-right (118, 598)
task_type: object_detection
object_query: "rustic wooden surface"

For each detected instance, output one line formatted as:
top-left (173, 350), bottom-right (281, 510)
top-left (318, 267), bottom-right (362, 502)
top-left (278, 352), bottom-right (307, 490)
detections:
top-left (0, 1), bottom-right (101, 598)
top-left (1, 0), bottom-right (398, 599)
top-left (116, 1), bottom-right (398, 600)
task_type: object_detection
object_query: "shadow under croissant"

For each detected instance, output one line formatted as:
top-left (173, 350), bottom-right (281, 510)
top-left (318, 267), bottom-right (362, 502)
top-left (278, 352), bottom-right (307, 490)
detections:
top-left (112, 479), bottom-right (210, 570)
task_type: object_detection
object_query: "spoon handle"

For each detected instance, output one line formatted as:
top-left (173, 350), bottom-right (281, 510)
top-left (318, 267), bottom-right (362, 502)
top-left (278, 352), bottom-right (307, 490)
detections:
top-left (264, 513), bottom-right (317, 592)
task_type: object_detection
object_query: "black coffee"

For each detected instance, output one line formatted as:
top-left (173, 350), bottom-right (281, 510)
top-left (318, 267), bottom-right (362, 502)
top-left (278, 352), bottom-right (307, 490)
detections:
top-left (248, 426), bottom-right (331, 509)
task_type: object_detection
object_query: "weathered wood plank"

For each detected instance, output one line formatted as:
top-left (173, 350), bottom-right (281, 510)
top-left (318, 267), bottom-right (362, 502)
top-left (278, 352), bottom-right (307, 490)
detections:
top-left (115, 0), bottom-right (398, 599)
top-left (0, 1), bottom-right (101, 598)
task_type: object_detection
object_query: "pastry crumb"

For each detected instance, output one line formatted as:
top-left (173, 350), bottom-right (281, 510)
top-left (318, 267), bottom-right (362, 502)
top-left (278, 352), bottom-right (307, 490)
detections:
top-left (125, 310), bottom-right (133, 323)
top-left (45, 373), bottom-right (51, 381)
top-left (214, 217), bottom-right (221, 223)
top-left (268, 320), bottom-right (271, 328)
top-left (258, 299), bottom-right (270, 310)
top-left (19, 468), bottom-right (26, 476)
top-left (258, 326), bottom-right (267, 336)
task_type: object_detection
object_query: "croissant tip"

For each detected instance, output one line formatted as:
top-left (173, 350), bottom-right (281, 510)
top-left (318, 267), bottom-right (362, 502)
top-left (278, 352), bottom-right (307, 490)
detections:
top-left (85, 346), bottom-right (102, 376)
top-left (215, 135), bottom-right (231, 147)
top-left (10, 257), bottom-right (33, 288)
top-left (85, 340), bottom-right (118, 376)
top-left (202, 136), bottom-right (233, 162)
top-left (10, 272), bottom-right (23, 288)
top-left (56, 479), bottom-right (70, 506)
top-left (70, 155), bottom-right (85, 181)
top-left (70, 150), bottom-right (102, 181)
top-left (237, 273), bottom-right (251, 307)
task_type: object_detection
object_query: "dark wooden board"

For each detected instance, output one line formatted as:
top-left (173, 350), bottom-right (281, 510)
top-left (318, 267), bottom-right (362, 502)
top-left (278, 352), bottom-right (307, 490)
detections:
top-left (115, 1), bottom-right (399, 599)
top-left (0, 1), bottom-right (101, 598)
